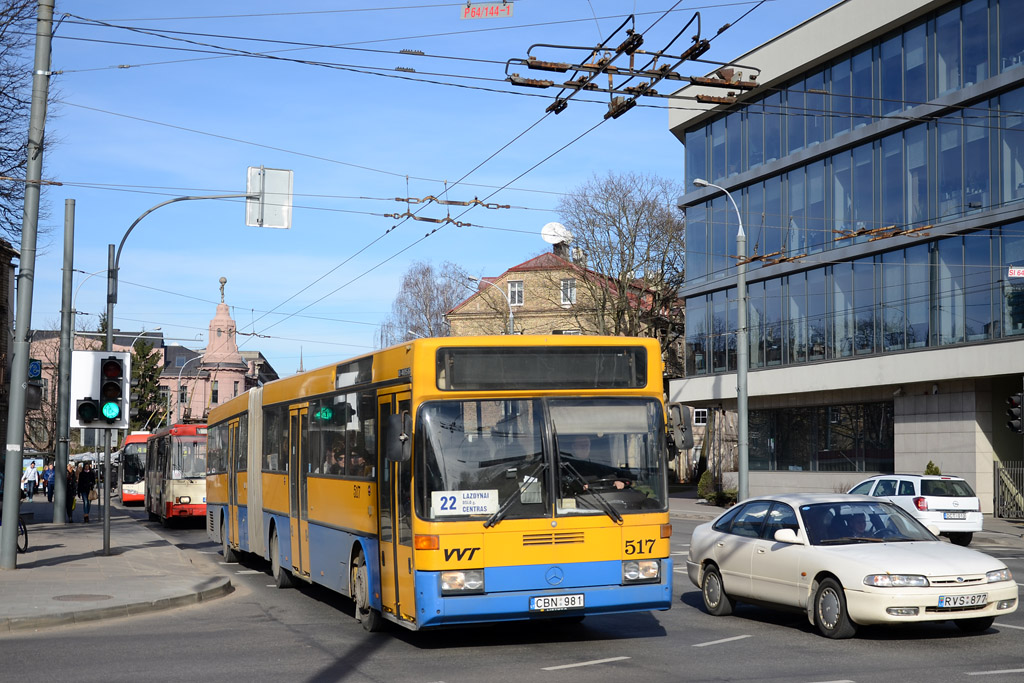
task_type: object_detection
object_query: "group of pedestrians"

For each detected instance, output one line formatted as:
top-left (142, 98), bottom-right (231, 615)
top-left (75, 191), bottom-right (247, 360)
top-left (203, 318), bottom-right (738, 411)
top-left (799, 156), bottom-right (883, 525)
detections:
top-left (18, 460), bottom-right (96, 523)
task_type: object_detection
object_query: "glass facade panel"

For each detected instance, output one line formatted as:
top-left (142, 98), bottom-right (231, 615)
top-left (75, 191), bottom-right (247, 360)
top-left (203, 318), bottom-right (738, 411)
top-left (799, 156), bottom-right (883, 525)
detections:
top-left (748, 281), bottom-right (765, 369)
top-left (936, 6), bottom-right (962, 95)
top-left (712, 288), bottom-right (730, 372)
top-left (1001, 88), bottom-right (1024, 204)
top-left (787, 168), bottom-right (806, 255)
top-left (906, 125), bottom-right (929, 226)
top-left (764, 92), bottom-right (783, 163)
top-left (711, 196), bottom-right (729, 279)
top-left (807, 159), bottom-right (827, 254)
top-left (685, 295), bottom-right (708, 375)
top-left (905, 21), bottom-right (928, 107)
top-left (806, 71), bottom-right (826, 146)
top-left (787, 84), bottom-right (804, 154)
top-left (765, 278), bottom-right (783, 366)
top-left (686, 203), bottom-right (707, 284)
top-left (881, 132), bottom-right (904, 228)
top-left (938, 113), bottom-right (963, 220)
top-left (747, 101), bottom-right (764, 170)
top-left (964, 230), bottom-right (994, 341)
top-left (853, 258), bottom-right (876, 354)
top-left (881, 250), bottom-right (906, 351)
top-left (1003, 222), bottom-right (1024, 336)
top-left (880, 35), bottom-right (903, 116)
top-left (852, 143), bottom-right (876, 237)
top-left (964, 98), bottom-right (991, 213)
top-left (851, 48), bottom-right (874, 128)
top-left (832, 262), bottom-right (854, 358)
top-left (685, 128), bottom-right (707, 189)
top-left (833, 150), bottom-right (852, 236)
top-left (999, 0), bottom-right (1024, 73)
top-left (962, 0), bottom-right (989, 86)
top-left (831, 59), bottom-right (852, 136)
top-left (808, 268), bottom-right (827, 361)
top-left (906, 243), bottom-right (931, 348)
top-left (727, 111), bottom-right (743, 178)
top-left (711, 116), bottom-right (726, 183)
top-left (937, 236), bottom-right (966, 345)
top-left (786, 272), bottom-right (807, 363)
top-left (764, 176), bottom-right (783, 259)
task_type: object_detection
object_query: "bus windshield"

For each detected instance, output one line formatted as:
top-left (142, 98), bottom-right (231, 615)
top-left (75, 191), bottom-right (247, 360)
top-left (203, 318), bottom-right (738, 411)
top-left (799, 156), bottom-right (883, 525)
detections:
top-left (416, 397), bottom-right (666, 522)
top-left (171, 438), bottom-right (207, 479)
top-left (121, 443), bottom-right (145, 484)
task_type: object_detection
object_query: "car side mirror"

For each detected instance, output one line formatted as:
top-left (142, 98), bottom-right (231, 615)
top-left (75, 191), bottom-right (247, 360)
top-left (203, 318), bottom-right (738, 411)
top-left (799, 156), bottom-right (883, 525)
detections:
top-left (773, 528), bottom-right (803, 544)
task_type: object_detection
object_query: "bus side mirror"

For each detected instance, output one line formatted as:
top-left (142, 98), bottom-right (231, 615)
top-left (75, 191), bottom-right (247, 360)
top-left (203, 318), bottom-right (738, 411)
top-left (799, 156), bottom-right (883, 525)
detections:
top-left (667, 402), bottom-right (694, 451)
top-left (386, 411), bottom-right (412, 462)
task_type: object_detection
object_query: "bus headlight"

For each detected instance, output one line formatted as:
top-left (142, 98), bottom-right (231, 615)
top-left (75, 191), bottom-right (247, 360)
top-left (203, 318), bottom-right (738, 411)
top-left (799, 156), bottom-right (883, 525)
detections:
top-left (441, 569), bottom-right (484, 594)
top-left (176, 496), bottom-right (191, 504)
top-left (623, 559), bottom-right (660, 583)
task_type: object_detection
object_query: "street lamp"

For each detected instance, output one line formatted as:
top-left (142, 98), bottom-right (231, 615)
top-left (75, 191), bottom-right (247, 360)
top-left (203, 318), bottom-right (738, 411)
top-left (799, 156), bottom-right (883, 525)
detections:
top-left (176, 355), bottom-right (201, 424)
top-left (129, 327), bottom-right (161, 349)
top-left (693, 177), bottom-right (748, 502)
top-left (468, 276), bottom-right (514, 335)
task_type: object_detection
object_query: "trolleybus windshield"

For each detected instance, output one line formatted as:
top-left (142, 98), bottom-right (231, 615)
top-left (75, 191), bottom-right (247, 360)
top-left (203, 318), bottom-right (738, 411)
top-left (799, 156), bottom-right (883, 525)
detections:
top-left (121, 443), bottom-right (145, 485)
top-left (171, 438), bottom-right (207, 479)
top-left (416, 397), bottom-right (666, 523)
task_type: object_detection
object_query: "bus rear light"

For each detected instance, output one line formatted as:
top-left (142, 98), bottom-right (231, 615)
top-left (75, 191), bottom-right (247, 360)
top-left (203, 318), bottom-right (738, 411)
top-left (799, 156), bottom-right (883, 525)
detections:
top-left (415, 534), bottom-right (439, 550)
top-left (660, 523), bottom-right (673, 538)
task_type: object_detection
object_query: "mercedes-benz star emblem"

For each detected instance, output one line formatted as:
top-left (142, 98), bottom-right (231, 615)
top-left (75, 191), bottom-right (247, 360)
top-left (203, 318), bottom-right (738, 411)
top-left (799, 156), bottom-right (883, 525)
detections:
top-left (545, 567), bottom-right (565, 586)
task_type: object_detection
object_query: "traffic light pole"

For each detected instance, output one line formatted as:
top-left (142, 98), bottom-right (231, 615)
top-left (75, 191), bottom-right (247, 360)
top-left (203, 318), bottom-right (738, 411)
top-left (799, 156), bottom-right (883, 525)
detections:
top-left (101, 245), bottom-right (115, 554)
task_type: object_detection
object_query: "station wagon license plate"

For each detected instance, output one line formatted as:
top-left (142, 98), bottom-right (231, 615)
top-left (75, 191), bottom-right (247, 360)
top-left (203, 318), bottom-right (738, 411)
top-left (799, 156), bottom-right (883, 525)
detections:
top-left (938, 593), bottom-right (987, 608)
top-left (530, 594), bottom-right (584, 611)
top-left (943, 512), bottom-right (966, 519)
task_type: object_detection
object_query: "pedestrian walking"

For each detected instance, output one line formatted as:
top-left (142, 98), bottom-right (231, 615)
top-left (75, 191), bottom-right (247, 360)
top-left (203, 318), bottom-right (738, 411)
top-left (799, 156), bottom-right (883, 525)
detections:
top-left (43, 464), bottom-right (55, 503)
top-left (78, 463), bottom-right (96, 523)
top-left (65, 462), bottom-right (78, 523)
top-left (20, 461), bottom-right (39, 502)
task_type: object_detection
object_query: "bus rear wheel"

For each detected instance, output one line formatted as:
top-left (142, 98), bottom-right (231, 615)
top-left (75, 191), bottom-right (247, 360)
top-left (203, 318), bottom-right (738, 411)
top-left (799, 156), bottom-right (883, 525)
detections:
top-left (351, 553), bottom-right (383, 632)
top-left (221, 515), bottom-right (237, 563)
top-left (270, 528), bottom-right (292, 588)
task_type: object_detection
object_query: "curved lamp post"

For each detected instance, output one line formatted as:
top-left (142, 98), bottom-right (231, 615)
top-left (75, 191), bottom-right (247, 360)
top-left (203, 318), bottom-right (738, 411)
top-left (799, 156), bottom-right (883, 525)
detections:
top-left (175, 355), bottom-right (201, 424)
top-left (468, 276), bottom-right (514, 335)
top-left (693, 178), bottom-right (748, 503)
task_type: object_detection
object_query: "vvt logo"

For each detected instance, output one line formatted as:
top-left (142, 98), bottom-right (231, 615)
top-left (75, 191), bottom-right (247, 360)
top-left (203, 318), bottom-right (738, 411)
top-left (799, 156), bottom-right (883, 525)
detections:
top-left (444, 547), bottom-right (480, 561)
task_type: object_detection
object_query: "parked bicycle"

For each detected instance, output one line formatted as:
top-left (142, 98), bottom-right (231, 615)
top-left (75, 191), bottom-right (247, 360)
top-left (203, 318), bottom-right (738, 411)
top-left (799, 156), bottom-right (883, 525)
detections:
top-left (0, 492), bottom-right (29, 553)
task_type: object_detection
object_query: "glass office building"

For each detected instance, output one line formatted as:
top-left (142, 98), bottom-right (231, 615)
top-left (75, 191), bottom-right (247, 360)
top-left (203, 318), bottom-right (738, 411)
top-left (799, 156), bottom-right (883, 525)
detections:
top-left (669, 0), bottom-right (1024, 508)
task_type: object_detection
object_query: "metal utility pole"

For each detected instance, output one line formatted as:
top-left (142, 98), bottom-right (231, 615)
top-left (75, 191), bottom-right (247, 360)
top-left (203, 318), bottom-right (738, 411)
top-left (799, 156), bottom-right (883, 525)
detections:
top-left (53, 199), bottom-right (74, 525)
top-left (1, 0), bottom-right (54, 571)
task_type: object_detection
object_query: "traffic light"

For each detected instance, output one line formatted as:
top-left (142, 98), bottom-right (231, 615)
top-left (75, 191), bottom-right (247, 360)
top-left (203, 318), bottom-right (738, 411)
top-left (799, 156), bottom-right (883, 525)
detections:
top-left (1009, 391), bottom-right (1024, 434)
top-left (99, 355), bottom-right (125, 424)
top-left (76, 397), bottom-right (100, 424)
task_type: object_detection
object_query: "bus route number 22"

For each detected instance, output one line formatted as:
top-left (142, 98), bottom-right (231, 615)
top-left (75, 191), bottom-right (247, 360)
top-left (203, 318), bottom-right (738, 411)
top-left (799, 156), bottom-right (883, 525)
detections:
top-left (624, 539), bottom-right (655, 555)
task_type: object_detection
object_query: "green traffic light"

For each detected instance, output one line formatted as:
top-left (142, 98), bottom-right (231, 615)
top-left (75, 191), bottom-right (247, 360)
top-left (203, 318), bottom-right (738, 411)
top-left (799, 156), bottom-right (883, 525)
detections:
top-left (313, 406), bottom-right (333, 420)
top-left (101, 401), bottom-right (120, 420)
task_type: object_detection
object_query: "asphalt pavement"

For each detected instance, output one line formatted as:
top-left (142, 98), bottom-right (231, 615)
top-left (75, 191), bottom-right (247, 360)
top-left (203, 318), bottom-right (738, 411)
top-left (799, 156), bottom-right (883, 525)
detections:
top-left (0, 486), bottom-right (1020, 634)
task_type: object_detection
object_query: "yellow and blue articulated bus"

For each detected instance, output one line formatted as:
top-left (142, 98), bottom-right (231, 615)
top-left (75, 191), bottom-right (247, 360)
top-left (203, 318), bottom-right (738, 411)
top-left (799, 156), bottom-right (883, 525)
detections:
top-left (207, 335), bottom-right (672, 631)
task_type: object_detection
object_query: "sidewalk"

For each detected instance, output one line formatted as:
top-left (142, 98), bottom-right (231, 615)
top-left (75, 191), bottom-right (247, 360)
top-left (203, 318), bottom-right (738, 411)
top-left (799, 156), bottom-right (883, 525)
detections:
top-left (0, 497), bottom-right (232, 634)
top-left (667, 484), bottom-right (1024, 549)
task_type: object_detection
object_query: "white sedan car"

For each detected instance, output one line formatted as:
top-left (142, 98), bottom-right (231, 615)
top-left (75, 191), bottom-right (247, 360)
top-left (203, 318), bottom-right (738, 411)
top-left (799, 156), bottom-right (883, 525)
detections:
top-left (687, 493), bottom-right (1018, 638)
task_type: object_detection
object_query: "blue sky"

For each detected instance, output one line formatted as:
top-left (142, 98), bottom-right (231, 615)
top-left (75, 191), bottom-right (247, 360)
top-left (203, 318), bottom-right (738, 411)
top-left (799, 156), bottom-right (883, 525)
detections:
top-left (31, 0), bottom-right (830, 375)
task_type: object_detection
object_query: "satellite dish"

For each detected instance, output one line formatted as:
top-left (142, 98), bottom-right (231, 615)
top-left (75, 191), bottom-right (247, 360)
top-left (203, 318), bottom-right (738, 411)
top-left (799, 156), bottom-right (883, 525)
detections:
top-left (541, 222), bottom-right (573, 245)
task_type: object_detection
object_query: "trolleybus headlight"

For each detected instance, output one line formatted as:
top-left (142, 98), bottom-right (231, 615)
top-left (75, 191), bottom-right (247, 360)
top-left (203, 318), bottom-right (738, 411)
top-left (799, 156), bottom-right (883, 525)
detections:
top-left (176, 496), bottom-right (191, 504)
top-left (441, 569), bottom-right (484, 594)
top-left (622, 559), bottom-right (660, 583)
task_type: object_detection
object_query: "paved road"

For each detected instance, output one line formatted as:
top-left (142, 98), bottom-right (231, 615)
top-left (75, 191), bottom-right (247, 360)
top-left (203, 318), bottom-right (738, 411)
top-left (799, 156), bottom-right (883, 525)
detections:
top-left (9, 505), bottom-right (1019, 683)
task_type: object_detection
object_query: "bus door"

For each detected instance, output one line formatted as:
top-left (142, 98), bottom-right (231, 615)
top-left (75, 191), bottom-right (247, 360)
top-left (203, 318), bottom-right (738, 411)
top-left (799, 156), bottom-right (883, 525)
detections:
top-left (377, 390), bottom-right (415, 623)
top-left (288, 405), bottom-right (311, 578)
top-left (228, 419), bottom-right (241, 547)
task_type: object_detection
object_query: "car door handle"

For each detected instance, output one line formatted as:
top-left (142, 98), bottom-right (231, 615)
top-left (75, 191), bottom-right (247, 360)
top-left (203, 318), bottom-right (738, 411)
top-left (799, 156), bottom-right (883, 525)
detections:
top-left (757, 547), bottom-right (767, 554)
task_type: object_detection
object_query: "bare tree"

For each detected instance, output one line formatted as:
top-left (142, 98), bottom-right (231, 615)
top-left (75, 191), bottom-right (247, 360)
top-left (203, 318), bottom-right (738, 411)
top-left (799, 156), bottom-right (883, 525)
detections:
top-left (0, 0), bottom-right (46, 245)
top-left (556, 171), bottom-right (686, 374)
top-left (377, 260), bottom-right (469, 347)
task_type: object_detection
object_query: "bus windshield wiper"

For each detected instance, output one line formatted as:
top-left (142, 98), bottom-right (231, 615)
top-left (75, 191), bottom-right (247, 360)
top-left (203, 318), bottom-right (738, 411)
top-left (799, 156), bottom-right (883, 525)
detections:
top-left (560, 459), bottom-right (623, 524)
top-left (483, 460), bottom-right (546, 529)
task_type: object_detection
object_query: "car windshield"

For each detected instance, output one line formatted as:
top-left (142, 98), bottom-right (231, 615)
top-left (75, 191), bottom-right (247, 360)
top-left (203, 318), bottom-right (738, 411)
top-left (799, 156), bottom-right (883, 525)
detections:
top-left (416, 397), bottom-right (666, 523)
top-left (921, 479), bottom-right (976, 497)
top-left (799, 500), bottom-right (936, 545)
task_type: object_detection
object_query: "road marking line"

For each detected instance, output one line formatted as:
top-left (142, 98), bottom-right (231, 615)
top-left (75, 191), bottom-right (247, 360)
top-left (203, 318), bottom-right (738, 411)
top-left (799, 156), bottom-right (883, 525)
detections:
top-left (693, 634), bottom-right (751, 647)
top-left (674, 568), bottom-right (688, 574)
top-left (266, 584), bottom-right (277, 588)
top-left (542, 657), bottom-right (630, 670)
top-left (235, 569), bottom-right (263, 574)
top-left (996, 623), bottom-right (1024, 630)
top-left (671, 550), bottom-right (689, 554)
top-left (805, 680), bottom-right (855, 683)
top-left (967, 669), bottom-right (1024, 676)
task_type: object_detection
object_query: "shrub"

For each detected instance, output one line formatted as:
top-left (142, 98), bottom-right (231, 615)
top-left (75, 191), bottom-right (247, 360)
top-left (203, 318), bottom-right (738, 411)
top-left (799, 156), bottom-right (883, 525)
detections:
top-left (924, 461), bottom-right (942, 475)
top-left (697, 469), bottom-right (716, 501)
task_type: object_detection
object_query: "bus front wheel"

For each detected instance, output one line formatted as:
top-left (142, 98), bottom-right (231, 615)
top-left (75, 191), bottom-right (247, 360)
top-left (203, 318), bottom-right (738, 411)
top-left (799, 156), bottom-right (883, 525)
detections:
top-left (270, 528), bottom-right (292, 588)
top-left (351, 554), bottom-right (383, 632)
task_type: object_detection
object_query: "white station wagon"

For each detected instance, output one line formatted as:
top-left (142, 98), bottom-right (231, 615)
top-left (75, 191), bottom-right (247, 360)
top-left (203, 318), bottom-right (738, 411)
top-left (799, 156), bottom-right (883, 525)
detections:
top-left (848, 474), bottom-right (982, 546)
top-left (687, 493), bottom-right (1017, 638)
